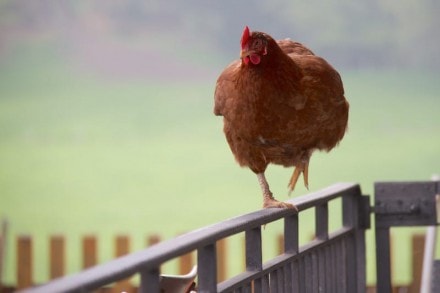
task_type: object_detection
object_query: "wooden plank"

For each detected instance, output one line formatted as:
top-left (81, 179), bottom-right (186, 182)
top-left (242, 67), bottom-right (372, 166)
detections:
top-left (409, 234), bottom-right (425, 293)
top-left (179, 250), bottom-right (193, 275)
top-left (82, 235), bottom-right (97, 269)
top-left (115, 235), bottom-right (130, 257)
top-left (216, 238), bottom-right (227, 282)
top-left (147, 234), bottom-right (161, 247)
top-left (277, 234), bottom-right (284, 254)
top-left (50, 235), bottom-right (65, 279)
top-left (112, 235), bottom-right (132, 293)
top-left (17, 235), bottom-right (32, 289)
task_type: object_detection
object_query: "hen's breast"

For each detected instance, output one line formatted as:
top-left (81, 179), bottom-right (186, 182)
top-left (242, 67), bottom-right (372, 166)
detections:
top-left (218, 42), bottom-right (348, 171)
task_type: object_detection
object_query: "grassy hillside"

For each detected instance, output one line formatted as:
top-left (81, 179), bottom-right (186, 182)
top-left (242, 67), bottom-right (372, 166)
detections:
top-left (0, 51), bottom-right (439, 285)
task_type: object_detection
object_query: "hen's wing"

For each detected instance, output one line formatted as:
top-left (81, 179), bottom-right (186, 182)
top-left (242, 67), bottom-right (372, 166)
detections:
top-left (213, 60), bottom-right (241, 117)
top-left (279, 38), bottom-right (346, 108)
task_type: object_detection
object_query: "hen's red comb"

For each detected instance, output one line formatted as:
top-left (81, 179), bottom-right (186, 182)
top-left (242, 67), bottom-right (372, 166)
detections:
top-left (241, 26), bottom-right (251, 49)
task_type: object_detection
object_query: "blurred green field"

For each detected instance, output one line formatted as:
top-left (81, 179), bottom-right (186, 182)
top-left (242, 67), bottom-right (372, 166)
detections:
top-left (0, 51), bottom-right (439, 286)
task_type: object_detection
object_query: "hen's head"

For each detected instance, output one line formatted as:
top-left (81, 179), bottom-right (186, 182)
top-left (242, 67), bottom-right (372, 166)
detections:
top-left (240, 26), bottom-right (269, 66)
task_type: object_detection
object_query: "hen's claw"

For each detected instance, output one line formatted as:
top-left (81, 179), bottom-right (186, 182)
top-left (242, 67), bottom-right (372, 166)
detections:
top-left (263, 198), bottom-right (298, 210)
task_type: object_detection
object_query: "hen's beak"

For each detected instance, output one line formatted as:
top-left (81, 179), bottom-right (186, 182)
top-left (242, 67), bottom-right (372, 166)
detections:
top-left (240, 42), bottom-right (252, 59)
top-left (240, 50), bottom-right (247, 59)
top-left (240, 49), bottom-right (252, 59)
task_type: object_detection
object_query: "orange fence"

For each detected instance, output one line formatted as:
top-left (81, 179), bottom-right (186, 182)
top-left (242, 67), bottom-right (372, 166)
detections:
top-left (3, 234), bottom-right (228, 292)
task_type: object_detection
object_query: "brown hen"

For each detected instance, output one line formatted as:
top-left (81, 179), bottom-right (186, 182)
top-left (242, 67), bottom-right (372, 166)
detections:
top-left (214, 26), bottom-right (349, 209)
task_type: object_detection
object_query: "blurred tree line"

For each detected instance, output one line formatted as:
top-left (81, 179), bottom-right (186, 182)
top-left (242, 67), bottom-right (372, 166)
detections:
top-left (0, 0), bottom-right (439, 71)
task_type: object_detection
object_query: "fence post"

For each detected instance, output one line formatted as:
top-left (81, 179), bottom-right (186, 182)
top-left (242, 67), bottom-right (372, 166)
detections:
top-left (375, 181), bottom-right (439, 293)
top-left (17, 235), bottom-right (32, 289)
top-left (343, 187), bottom-right (368, 293)
top-left (139, 267), bottom-right (160, 293)
top-left (245, 227), bottom-right (263, 292)
top-left (376, 227), bottom-right (392, 293)
top-left (198, 243), bottom-right (218, 293)
top-left (50, 235), bottom-right (65, 279)
top-left (284, 214), bottom-right (299, 254)
top-left (316, 203), bottom-right (329, 240)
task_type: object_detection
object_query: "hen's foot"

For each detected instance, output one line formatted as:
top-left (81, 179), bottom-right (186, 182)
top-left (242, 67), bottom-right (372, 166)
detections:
top-left (263, 197), bottom-right (297, 210)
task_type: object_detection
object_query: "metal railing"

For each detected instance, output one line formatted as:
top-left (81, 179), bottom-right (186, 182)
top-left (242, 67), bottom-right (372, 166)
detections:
top-left (19, 182), bottom-right (369, 293)
top-left (374, 180), bottom-right (440, 293)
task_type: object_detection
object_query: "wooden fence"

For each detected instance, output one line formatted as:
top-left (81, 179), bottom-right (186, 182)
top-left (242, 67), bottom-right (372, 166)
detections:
top-left (0, 232), bottom-right (430, 292)
top-left (1, 234), bottom-right (229, 292)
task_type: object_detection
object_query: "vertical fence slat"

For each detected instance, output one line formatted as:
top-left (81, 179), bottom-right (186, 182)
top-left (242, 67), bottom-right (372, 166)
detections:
top-left (316, 203), bottom-right (329, 240)
top-left (342, 192), bottom-right (364, 293)
top-left (324, 245), bottom-right (333, 293)
top-left (318, 248), bottom-right (326, 292)
top-left (376, 227), bottom-right (392, 293)
top-left (313, 251), bottom-right (320, 293)
top-left (245, 227), bottom-right (262, 271)
top-left (17, 235), bottom-right (32, 289)
top-left (345, 234), bottom-right (357, 293)
top-left (335, 240), bottom-right (343, 292)
top-left (245, 227), bottom-right (262, 293)
top-left (298, 256), bottom-right (306, 293)
top-left (333, 242), bottom-right (339, 293)
top-left (82, 235), bottom-right (97, 269)
top-left (217, 238), bottom-right (227, 282)
top-left (179, 250), bottom-right (194, 275)
top-left (50, 235), bottom-right (65, 279)
top-left (283, 263), bottom-right (292, 293)
top-left (279, 267), bottom-right (285, 293)
top-left (198, 242), bottom-right (217, 293)
top-left (270, 270), bottom-right (278, 293)
top-left (355, 227), bottom-right (367, 293)
top-left (409, 234), bottom-right (425, 293)
top-left (305, 254), bottom-right (312, 293)
top-left (291, 260), bottom-right (299, 292)
top-left (139, 267), bottom-right (160, 293)
top-left (284, 214), bottom-right (299, 254)
top-left (147, 234), bottom-right (161, 246)
top-left (261, 275), bottom-right (269, 293)
top-left (341, 237), bottom-right (348, 293)
top-left (113, 235), bottom-right (132, 293)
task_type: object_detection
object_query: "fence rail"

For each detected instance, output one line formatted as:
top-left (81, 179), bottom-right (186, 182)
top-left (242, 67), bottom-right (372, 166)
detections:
top-left (16, 182), bottom-right (368, 293)
top-left (7, 180), bottom-right (440, 292)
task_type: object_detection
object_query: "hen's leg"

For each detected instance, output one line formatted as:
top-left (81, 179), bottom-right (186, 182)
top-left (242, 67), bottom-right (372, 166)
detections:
top-left (257, 173), bottom-right (297, 209)
top-left (288, 161), bottom-right (310, 195)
